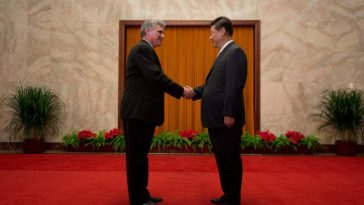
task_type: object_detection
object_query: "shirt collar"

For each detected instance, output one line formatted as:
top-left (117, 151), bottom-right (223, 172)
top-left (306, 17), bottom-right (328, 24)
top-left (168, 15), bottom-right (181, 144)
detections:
top-left (142, 38), bottom-right (153, 48)
top-left (218, 40), bottom-right (233, 55)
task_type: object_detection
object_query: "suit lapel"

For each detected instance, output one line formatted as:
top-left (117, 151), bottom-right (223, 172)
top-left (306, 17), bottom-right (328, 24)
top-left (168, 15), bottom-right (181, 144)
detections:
top-left (152, 50), bottom-right (161, 67)
top-left (205, 42), bottom-right (234, 82)
top-left (141, 40), bottom-right (162, 67)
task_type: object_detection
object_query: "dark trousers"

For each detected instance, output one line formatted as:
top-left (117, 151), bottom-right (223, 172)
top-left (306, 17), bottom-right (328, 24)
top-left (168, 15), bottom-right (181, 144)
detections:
top-left (123, 118), bottom-right (156, 205)
top-left (208, 126), bottom-right (243, 205)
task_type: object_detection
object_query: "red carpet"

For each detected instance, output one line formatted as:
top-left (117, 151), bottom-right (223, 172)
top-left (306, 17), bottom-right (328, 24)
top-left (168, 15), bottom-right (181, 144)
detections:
top-left (0, 154), bottom-right (363, 205)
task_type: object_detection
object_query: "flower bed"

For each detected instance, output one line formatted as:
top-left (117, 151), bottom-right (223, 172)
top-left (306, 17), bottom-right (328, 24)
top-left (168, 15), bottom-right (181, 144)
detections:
top-left (63, 128), bottom-right (125, 152)
top-left (62, 128), bottom-right (320, 154)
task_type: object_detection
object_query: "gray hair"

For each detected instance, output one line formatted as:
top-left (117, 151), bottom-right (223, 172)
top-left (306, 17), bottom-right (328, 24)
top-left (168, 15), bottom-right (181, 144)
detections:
top-left (140, 19), bottom-right (166, 37)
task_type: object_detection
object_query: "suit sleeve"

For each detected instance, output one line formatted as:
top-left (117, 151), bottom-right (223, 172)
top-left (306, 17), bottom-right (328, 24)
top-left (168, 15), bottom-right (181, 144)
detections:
top-left (192, 85), bottom-right (204, 100)
top-left (223, 48), bottom-right (247, 117)
top-left (134, 45), bottom-right (184, 99)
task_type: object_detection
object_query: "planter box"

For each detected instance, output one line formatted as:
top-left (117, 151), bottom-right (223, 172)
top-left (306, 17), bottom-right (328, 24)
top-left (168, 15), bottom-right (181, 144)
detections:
top-left (65, 145), bottom-right (93, 152)
top-left (150, 147), bottom-right (193, 153)
top-left (192, 146), bottom-right (212, 153)
top-left (23, 138), bottom-right (45, 154)
top-left (241, 147), bottom-right (299, 154)
top-left (241, 148), bottom-right (273, 154)
top-left (335, 140), bottom-right (358, 156)
top-left (99, 145), bottom-right (115, 152)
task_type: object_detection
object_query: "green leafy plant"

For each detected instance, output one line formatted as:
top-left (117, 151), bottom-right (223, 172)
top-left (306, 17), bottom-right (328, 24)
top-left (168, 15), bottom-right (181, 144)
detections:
top-left (62, 128), bottom-right (124, 152)
top-left (272, 134), bottom-right (292, 152)
top-left (179, 128), bottom-right (198, 140)
top-left (316, 89), bottom-right (364, 142)
top-left (191, 132), bottom-right (212, 152)
top-left (151, 131), bottom-right (191, 151)
top-left (60, 127), bottom-right (322, 155)
top-left (77, 130), bottom-right (96, 146)
top-left (111, 134), bottom-right (126, 152)
top-left (105, 128), bottom-right (122, 145)
top-left (256, 130), bottom-right (276, 151)
top-left (241, 132), bottom-right (264, 150)
top-left (63, 132), bottom-right (79, 149)
top-left (299, 135), bottom-right (320, 152)
top-left (87, 130), bottom-right (106, 150)
top-left (7, 85), bottom-right (63, 141)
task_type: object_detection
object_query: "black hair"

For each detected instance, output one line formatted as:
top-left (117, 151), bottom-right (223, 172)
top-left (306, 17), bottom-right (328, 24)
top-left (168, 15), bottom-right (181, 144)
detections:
top-left (210, 16), bottom-right (233, 36)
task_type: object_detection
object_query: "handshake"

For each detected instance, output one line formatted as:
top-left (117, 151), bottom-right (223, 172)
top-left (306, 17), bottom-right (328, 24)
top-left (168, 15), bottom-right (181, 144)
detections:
top-left (183, 86), bottom-right (196, 99)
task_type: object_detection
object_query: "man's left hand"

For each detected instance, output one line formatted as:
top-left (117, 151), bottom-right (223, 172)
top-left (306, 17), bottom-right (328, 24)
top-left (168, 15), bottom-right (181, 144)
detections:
top-left (224, 116), bottom-right (235, 128)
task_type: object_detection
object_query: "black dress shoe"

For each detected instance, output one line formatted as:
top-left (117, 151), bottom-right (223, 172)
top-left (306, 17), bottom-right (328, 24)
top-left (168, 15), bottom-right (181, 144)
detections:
top-left (211, 195), bottom-right (227, 204)
top-left (142, 200), bottom-right (155, 205)
top-left (149, 196), bottom-right (162, 203)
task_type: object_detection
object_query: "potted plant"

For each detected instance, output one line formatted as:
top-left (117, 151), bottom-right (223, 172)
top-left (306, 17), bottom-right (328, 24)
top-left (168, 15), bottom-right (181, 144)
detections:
top-left (179, 128), bottom-right (198, 141)
top-left (111, 133), bottom-right (126, 152)
top-left (272, 134), bottom-right (292, 153)
top-left (77, 130), bottom-right (96, 152)
top-left (298, 135), bottom-right (320, 154)
top-left (63, 131), bottom-right (79, 151)
top-left (316, 89), bottom-right (364, 155)
top-left (105, 128), bottom-right (124, 152)
top-left (191, 132), bottom-right (212, 153)
top-left (255, 130), bottom-right (277, 153)
top-left (241, 132), bottom-right (264, 153)
top-left (87, 130), bottom-right (107, 151)
top-left (285, 130), bottom-right (304, 152)
top-left (151, 131), bottom-right (191, 153)
top-left (7, 86), bottom-right (63, 153)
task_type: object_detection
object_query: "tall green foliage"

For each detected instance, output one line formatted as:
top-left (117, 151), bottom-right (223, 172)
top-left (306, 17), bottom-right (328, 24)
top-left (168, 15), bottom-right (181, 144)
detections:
top-left (299, 135), bottom-right (320, 152)
top-left (191, 132), bottom-right (212, 152)
top-left (63, 132), bottom-right (79, 148)
top-left (317, 89), bottom-right (364, 142)
top-left (272, 135), bottom-right (291, 152)
top-left (111, 134), bottom-right (126, 152)
top-left (151, 131), bottom-right (191, 151)
top-left (241, 132), bottom-right (265, 150)
top-left (7, 86), bottom-right (63, 141)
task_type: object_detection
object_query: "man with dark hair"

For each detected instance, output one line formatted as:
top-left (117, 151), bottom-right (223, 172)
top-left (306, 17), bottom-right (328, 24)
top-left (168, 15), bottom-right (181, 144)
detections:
top-left (193, 16), bottom-right (247, 205)
top-left (210, 16), bottom-right (234, 36)
top-left (121, 19), bottom-right (194, 205)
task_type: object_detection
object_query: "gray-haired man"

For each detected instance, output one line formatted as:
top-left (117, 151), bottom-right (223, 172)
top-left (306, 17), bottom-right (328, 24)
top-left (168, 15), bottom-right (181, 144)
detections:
top-left (121, 19), bottom-right (194, 205)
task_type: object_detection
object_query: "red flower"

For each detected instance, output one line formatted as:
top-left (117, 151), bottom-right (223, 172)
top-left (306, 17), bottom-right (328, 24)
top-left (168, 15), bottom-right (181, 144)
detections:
top-left (105, 128), bottom-right (122, 140)
top-left (179, 129), bottom-right (198, 140)
top-left (285, 130), bottom-right (304, 144)
top-left (77, 130), bottom-right (96, 141)
top-left (257, 130), bottom-right (276, 142)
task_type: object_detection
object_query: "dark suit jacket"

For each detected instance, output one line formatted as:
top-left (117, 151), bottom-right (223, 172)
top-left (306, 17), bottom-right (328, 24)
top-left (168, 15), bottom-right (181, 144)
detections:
top-left (193, 42), bottom-right (247, 128)
top-left (121, 40), bottom-right (184, 126)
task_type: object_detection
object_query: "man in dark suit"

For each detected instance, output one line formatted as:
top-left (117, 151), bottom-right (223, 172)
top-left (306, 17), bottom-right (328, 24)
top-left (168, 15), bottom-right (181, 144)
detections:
top-left (193, 16), bottom-right (247, 205)
top-left (121, 19), bottom-right (194, 205)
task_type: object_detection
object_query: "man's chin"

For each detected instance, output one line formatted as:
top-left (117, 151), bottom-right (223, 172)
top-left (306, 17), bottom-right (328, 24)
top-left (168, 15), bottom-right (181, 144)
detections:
top-left (156, 42), bottom-right (162, 47)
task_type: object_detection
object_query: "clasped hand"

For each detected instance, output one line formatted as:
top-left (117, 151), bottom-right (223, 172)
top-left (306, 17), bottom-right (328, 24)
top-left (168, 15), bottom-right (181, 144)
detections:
top-left (183, 86), bottom-right (195, 99)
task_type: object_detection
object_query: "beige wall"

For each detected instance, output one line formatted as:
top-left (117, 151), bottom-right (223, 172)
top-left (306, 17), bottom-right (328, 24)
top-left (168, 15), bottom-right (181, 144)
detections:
top-left (0, 0), bottom-right (363, 143)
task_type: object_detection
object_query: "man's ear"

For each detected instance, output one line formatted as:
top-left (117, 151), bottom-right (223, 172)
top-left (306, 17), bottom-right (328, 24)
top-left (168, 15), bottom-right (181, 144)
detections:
top-left (219, 27), bottom-right (226, 36)
top-left (145, 29), bottom-right (150, 35)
